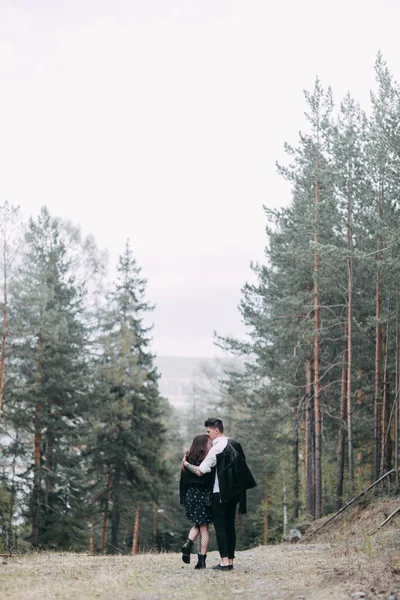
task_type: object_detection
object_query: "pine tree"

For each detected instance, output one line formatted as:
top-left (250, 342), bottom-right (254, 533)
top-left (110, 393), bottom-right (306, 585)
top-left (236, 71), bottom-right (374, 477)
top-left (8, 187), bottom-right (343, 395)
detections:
top-left (90, 241), bottom-right (168, 554)
top-left (332, 94), bottom-right (369, 504)
top-left (0, 202), bottom-right (21, 422)
top-left (366, 55), bottom-right (400, 480)
top-left (7, 207), bottom-right (93, 548)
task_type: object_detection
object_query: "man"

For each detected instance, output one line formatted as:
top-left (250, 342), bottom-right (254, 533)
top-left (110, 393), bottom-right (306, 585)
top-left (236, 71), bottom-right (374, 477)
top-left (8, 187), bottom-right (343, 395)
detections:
top-left (183, 417), bottom-right (256, 571)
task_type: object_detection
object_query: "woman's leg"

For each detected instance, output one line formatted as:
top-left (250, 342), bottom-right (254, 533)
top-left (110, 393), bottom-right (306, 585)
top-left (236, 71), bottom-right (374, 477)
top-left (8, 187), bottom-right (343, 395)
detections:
top-left (188, 525), bottom-right (200, 541)
top-left (199, 524), bottom-right (209, 555)
top-left (182, 525), bottom-right (199, 564)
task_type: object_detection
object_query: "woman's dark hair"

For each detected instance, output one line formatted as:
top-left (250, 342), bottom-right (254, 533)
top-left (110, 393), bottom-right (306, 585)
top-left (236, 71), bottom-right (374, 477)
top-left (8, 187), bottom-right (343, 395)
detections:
top-left (185, 434), bottom-right (210, 466)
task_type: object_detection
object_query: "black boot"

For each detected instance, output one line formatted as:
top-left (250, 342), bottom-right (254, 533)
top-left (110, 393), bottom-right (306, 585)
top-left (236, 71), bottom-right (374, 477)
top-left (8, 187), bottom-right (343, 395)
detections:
top-left (181, 538), bottom-right (193, 564)
top-left (194, 554), bottom-right (206, 569)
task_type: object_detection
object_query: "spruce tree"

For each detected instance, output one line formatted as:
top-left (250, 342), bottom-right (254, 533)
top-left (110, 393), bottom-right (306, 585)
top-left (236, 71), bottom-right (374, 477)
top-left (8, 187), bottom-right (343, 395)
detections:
top-left (7, 207), bottom-right (93, 549)
top-left (90, 241), bottom-right (168, 554)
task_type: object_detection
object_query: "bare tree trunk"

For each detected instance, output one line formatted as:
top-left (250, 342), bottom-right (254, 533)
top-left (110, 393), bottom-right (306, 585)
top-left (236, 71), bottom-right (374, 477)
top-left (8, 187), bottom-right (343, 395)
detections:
top-left (7, 428), bottom-right (19, 549)
top-left (374, 184), bottom-right (383, 481)
top-left (396, 292), bottom-right (399, 487)
top-left (312, 410), bottom-right (316, 518)
top-left (32, 333), bottom-right (43, 548)
top-left (110, 457), bottom-right (121, 554)
top-left (44, 429), bottom-right (55, 520)
top-left (305, 359), bottom-right (314, 519)
top-left (292, 399), bottom-right (300, 520)
top-left (263, 470), bottom-right (268, 545)
top-left (314, 173), bottom-right (322, 519)
top-left (90, 514), bottom-right (95, 554)
top-left (90, 490), bottom-right (96, 554)
top-left (0, 264), bottom-right (7, 420)
top-left (336, 320), bottom-right (348, 509)
top-left (381, 307), bottom-right (391, 474)
top-left (355, 389), bottom-right (366, 480)
top-left (32, 405), bottom-right (42, 547)
top-left (132, 505), bottom-right (141, 555)
top-left (101, 469), bottom-right (112, 555)
top-left (153, 506), bottom-right (158, 548)
top-left (283, 476), bottom-right (288, 538)
top-left (347, 189), bottom-right (354, 497)
top-left (0, 203), bottom-right (18, 421)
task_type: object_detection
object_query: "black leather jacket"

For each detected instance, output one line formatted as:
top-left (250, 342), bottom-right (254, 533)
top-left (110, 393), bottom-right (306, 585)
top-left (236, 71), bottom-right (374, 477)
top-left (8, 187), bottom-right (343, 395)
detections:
top-left (180, 468), bottom-right (214, 505)
top-left (216, 439), bottom-right (256, 514)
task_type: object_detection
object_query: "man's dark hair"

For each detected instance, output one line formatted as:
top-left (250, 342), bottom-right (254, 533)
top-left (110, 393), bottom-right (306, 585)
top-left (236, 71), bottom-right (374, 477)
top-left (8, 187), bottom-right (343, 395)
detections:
top-left (204, 418), bottom-right (224, 433)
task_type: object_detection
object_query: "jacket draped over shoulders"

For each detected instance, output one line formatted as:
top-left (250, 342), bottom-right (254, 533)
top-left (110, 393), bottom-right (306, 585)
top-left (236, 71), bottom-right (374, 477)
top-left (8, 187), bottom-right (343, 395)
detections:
top-left (216, 439), bottom-right (257, 514)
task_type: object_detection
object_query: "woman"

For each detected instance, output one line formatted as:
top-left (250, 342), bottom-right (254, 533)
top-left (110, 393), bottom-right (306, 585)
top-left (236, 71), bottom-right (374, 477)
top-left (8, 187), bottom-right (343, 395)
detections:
top-left (180, 433), bottom-right (214, 569)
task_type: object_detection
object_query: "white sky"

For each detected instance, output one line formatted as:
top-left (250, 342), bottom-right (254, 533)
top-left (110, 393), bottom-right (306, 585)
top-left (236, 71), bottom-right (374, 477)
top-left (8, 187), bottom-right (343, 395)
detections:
top-left (1, 0), bottom-right (400, 356)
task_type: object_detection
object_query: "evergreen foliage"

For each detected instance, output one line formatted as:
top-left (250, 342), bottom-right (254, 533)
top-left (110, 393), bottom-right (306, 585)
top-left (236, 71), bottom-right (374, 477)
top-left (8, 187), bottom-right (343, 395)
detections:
top-left (217, 54), bottom-right (400, 541)
top-left (3, 54), bottom-right (400, 552)
top-left (0, 213), bottom-right (177, 553)
top-left (88, 241), bottom-right (169, 554)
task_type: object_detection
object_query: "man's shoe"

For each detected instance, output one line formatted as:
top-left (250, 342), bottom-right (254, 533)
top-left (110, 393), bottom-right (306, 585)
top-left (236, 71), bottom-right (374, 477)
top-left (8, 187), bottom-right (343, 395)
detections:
top-left (194, 553), bottom-right (206, 569)
top-left (181, 538), bottom-right (194, 564)
top-left (212, 563), bottom-right (233, 571)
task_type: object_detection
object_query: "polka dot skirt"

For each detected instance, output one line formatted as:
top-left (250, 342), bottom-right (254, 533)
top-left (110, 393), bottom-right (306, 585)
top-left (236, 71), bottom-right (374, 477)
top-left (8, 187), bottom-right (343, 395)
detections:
top-left (184, 485), bottom-right (213, 525)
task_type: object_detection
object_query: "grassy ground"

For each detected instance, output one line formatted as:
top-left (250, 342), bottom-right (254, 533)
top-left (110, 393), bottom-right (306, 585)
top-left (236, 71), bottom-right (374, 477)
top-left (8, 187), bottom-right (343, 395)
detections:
top-left (0, 540), bottom-right (399, 600)
top-left (2, 499), bottom-right (400, 599)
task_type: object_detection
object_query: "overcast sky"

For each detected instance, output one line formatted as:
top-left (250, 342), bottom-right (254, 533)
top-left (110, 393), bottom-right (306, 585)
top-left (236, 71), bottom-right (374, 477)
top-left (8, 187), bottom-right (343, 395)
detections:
top-left (1, 1), bottom-right (400, 357)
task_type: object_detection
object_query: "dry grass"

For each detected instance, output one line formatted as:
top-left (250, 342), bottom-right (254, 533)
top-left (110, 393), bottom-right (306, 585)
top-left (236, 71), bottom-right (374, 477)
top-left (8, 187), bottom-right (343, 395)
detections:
top-left (306, 497), bottom-right (400, 546)
top-left (2, 500), bottom-right (400, 599)
top-left (0, 542), bottom-right (399, 600)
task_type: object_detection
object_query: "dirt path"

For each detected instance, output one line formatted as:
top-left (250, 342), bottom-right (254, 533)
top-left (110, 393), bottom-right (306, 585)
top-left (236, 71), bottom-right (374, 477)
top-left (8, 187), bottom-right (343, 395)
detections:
top-left (0, 543), bottom-right (399, 600)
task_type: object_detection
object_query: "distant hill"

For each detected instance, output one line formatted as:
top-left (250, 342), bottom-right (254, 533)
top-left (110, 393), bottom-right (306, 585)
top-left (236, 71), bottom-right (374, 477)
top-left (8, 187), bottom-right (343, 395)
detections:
top-left (155, 356), bottom-right (218, 409)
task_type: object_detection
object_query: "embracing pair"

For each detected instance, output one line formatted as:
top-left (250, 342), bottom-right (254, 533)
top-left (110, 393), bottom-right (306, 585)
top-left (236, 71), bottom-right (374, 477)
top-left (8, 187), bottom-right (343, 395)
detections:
top-left (179, 418), bottom-right (256, 571)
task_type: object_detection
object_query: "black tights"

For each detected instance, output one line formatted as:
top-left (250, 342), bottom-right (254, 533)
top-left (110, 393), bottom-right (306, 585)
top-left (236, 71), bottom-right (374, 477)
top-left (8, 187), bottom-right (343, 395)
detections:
top-left (188, 524), bottom-right (210, 555)
top-left (212, 493), bottom-right (238, 559)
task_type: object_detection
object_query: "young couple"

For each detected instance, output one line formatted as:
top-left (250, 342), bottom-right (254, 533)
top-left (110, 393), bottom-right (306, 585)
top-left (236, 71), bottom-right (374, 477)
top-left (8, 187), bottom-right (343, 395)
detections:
top-left (179, 417), bottom-right (256, 571)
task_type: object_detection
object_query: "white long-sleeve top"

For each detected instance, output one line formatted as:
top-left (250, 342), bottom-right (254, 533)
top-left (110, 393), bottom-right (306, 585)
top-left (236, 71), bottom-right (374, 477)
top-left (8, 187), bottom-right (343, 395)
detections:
top-left (198, 436), bottom-right (228, 493)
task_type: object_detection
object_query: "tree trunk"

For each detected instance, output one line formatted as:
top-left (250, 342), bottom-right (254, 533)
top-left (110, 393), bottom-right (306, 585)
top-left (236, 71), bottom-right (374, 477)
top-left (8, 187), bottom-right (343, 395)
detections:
top-left (305, 359), bottom-right (314, 519)
top-left (132, 505), bottom-right (141, 555)
top-left (336, 320), bottom-right (348, 509)
top-left (153, 506), bottom-right (158, 548)
top-left (101, 469), bottom-right (112, 555)
top-left (110, 457), bottom-right (122, 554)
top-left (283, 476), bottom-right (288, 538)
top-left (0, 264), bottom-right (7, 420)
top-left (396, 292), bottom-right (399, 487)
top-left (32, 333), bottom-right (44, 548)
top-left (374, 183), bottom-right (383, 481)
top-left (347, 189), bottom-right (354, 497)
top-left (263, 470), bottom-right (268, 545)
top-left (44, 429), bottom-right (55, 521)
top-left (381, 308), bottom-right (391, 474)
top-left (32, 403), bottom-right (42, 547)
top-left (90, 488), bottom-right (96, 554)
top-left (314, 173), bottom-right (322, 519)
top-left (292, 399), bottom-right (300, 520)
top-left (7, 428), bottom-right (18, 549)
top-left (355, 389), bottom-right (366, 480)
top-left (90, 514), bottom-right (95, 554)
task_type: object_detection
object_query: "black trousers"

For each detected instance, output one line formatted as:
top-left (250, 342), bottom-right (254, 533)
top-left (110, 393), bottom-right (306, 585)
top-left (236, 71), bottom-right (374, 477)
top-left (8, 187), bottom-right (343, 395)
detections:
top-left (212, 493), bottom-right (238, 559)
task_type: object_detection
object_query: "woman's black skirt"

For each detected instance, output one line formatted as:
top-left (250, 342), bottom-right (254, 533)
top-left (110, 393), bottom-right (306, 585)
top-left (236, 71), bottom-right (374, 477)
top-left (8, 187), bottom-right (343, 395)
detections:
top-left (184, 484), bottom-right (212, 525)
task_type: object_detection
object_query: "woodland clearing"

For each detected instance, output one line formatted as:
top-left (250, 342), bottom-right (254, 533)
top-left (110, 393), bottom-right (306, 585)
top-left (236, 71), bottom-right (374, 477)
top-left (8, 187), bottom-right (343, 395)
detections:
top-left (1, 498), bottom-right (400, 600)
